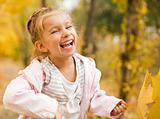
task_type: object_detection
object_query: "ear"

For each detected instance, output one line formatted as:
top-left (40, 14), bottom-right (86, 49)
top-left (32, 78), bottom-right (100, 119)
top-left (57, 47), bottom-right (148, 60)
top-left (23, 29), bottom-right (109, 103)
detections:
top-left (34, 40), bottom-right (48, 53)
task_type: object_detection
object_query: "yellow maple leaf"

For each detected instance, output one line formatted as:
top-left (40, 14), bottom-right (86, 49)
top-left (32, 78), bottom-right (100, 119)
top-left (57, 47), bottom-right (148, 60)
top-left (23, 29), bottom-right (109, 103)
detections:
top-left (152, 71), bottom-right (160, 100)
top-left (147, 71), bottom-right (160, 119)
top-left (137, 71), bottom-right (160, 119)
top-left (137, 71), bottom-right (153, 119)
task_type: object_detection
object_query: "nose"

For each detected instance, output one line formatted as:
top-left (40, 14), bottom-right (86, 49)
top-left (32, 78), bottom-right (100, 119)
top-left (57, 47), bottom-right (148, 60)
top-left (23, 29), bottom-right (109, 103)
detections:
top-left (62, 28), bottom-right (71, 38)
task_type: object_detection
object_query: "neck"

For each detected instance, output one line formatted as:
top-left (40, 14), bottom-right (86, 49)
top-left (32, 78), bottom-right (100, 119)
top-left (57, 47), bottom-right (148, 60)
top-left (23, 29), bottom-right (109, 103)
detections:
top-left (48, 55), bottom-right (74, 69)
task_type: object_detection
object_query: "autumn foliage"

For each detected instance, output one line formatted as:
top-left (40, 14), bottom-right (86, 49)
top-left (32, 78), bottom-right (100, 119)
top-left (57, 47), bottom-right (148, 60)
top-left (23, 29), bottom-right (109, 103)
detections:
top-left (0, 0), bottom-right (160, 119)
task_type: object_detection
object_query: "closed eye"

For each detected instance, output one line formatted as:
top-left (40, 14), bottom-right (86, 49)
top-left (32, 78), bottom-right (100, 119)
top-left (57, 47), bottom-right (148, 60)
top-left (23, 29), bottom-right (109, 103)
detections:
top-left (66, 25), bottom-right (72, 29)
top-left (51, 30), bottom-right (58, 34)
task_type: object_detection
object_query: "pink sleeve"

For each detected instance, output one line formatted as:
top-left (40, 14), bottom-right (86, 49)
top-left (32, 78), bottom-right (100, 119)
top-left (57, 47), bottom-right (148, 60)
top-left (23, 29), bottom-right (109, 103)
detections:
top-left (3, 60), bottom-right (58, 119)
top-left (89, 68), bottom-right (121, 118)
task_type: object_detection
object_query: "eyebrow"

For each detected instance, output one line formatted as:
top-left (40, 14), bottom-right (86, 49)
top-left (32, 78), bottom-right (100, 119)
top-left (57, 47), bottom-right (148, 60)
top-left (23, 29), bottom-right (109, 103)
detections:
top-left (48, 26), bottom-right (59, 32)
top-left (48, 21), bottom-right (73, 32)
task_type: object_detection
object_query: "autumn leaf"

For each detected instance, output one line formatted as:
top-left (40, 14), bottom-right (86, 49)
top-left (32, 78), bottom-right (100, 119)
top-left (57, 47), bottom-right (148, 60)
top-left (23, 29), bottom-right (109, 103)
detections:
top-left (137, 71), bottom-right (160, 119)
top-left (137, 71), bottom-right (153, 119)
top-left (147, 71), bottom-right (160, 119)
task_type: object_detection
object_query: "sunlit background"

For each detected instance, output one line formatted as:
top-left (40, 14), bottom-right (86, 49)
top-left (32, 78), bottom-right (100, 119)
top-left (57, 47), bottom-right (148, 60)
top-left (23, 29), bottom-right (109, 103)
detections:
top-left (0, 0), bottom-right (160, 119)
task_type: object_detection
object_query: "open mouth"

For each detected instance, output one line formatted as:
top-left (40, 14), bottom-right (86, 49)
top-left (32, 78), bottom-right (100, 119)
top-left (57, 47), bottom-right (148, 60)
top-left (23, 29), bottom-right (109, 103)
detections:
top-left (60, 40), bottom-right (74, 48)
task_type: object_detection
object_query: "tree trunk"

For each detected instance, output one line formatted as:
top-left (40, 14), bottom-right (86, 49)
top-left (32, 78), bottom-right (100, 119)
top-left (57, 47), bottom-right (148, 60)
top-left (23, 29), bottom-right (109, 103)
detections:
top-left (155, 0), bottom-right (160, 35)
top-left (82, 0), bottom-right (96, 55)
top-left (119, 0), bottom-right (143, 100)
top-left (41, 0), bottom-right (47, 7)
top-left (119, 0), bottom-right (132, 100)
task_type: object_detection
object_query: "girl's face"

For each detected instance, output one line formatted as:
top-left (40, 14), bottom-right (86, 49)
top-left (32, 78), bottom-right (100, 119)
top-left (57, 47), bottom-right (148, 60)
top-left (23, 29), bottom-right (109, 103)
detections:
top-left (37, 12), bottom-right (77, 59)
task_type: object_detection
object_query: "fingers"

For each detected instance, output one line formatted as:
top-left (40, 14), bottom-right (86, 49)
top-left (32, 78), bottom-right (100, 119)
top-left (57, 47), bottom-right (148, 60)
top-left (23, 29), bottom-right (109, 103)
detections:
top-left (118, 100), bottom-right (128, 110)
top-left (111, 107), bottom-right (123, 116)
top-left (54, 112), bottom-right (61, 119)
top-left (119, 100), bottom-right (128, 107)
top-left (121, 103), bottom-right (127, 110)
top-left (115, 105), bottom-right (125, 113)
top-left (111, 108), bottom-right (118, 116)
top-left (111, 100), bottom-right (128, 116)
top-left (118, 104), bottom-right (127, 112)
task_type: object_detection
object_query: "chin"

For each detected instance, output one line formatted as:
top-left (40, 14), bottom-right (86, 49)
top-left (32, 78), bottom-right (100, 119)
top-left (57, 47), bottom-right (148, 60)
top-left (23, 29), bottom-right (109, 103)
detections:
top-left (66, 52), bottom-right (75, 57)
top-left (63, 50), bottom-right (76, 58)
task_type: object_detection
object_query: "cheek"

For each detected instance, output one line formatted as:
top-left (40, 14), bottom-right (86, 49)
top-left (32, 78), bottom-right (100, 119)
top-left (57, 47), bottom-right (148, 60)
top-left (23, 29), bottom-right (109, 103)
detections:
top-left (44, 39), bottom-right (59, 50)
top-left (53, 34), bottom-right (62, 42)
top-left (74, 37), bottom-right (78, 48)
top-left (49, 35), bottom-right (60, 44)
top-left (74, 32), bottom-right (78, 43)
top-left (72, 29), bottom-right (78, 39)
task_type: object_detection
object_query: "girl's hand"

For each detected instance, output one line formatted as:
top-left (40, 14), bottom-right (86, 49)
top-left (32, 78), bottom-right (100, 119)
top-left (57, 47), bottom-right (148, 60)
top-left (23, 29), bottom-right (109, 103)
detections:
top-left (110, 100), bottom-right (128, 116)
top-left (54, 112), bottom-right (61, 119)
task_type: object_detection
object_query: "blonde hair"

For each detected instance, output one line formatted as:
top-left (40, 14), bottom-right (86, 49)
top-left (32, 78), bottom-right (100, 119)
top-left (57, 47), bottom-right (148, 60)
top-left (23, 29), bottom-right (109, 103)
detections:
top-left (27, 7), bottom-right (69, 58)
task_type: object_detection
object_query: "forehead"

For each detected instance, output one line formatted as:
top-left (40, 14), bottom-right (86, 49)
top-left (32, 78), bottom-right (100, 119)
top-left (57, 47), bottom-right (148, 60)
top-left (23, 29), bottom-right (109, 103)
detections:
top-left (42, 12), bottom-right (72, 30)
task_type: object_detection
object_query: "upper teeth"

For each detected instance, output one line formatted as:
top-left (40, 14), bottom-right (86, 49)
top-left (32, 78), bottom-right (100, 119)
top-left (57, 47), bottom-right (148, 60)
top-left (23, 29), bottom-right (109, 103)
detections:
top-left (62, 40), bottom-right (72, 45)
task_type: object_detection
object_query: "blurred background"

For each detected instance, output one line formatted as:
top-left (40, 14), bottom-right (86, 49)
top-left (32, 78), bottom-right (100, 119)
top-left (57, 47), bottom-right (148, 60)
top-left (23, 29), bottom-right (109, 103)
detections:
top-left (0, 0), bottom-right (160, 119)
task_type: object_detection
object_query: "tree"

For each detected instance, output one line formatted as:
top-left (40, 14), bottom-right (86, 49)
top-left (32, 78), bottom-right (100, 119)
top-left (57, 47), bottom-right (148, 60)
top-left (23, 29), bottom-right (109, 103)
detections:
top-left (146, 0), bottom-right (160, 35)
top-left (119, 0), bottom-right (146, 100)
top-left (41, 0), bottom-right (47, 7)
top-left (95, 0), bottom-right (124, 34)
top-left (81, 0), bottom-right (96, 55)
top-left (145, 0), bottom-right (160, 73)
top-left (0, 0), bottom-right (34, 65)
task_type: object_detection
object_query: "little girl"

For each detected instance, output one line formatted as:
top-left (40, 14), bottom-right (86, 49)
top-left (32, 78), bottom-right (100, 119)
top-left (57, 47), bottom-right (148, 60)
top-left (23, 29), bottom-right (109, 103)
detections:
top-left (3, 7), bottom-right (127, 119)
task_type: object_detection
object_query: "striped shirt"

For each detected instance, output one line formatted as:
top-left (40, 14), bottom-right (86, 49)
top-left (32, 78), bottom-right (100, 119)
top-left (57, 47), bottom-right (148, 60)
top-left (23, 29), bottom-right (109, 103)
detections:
top-left (41, 55), bottom-right (85, 119)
